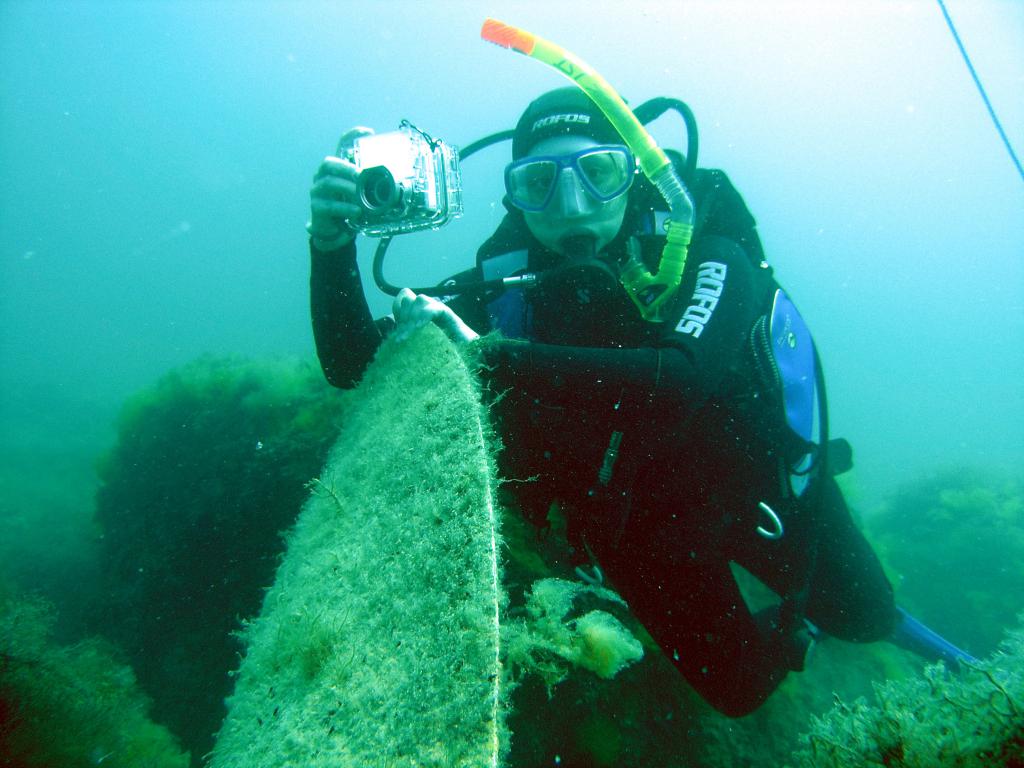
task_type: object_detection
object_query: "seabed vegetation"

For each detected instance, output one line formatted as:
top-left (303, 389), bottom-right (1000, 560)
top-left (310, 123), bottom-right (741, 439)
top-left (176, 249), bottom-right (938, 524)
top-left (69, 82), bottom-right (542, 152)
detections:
top-left (2, 340), bottom-right (1022, 766)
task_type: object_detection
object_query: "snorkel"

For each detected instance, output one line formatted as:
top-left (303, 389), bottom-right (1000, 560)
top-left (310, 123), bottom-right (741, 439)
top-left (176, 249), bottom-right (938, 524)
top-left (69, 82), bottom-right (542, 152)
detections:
top-left (481, 18), bottom-right (695, 323)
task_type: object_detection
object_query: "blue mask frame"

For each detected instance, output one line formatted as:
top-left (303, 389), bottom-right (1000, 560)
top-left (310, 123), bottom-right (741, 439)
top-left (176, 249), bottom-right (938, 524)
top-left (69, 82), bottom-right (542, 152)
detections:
top-left (505, 145), bottom-right (636, 212)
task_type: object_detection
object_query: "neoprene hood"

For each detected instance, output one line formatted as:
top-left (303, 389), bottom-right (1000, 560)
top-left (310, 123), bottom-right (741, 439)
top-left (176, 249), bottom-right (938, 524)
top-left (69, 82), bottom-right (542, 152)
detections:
top-left (512, 87), bottom-right (626, 160)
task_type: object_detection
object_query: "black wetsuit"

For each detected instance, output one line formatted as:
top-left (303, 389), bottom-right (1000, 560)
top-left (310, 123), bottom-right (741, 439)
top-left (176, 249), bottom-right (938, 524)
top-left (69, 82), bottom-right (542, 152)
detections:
top-left (310, 167), bottom-right (895, 716)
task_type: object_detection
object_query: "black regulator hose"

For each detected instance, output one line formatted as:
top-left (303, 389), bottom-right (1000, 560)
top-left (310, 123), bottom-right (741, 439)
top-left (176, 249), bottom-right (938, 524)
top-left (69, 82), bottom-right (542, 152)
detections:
top-left (371, 236), bottom-right (526, 297)
top-left (459, 129), bottom-right (516, 161)
top-left (632, 97), bottom-right (699, 184)
top-left (370, 130), bottom-right (518, 297)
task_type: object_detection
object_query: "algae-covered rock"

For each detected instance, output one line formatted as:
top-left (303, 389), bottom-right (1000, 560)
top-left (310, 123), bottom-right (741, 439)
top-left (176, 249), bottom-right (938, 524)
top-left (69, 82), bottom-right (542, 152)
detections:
top-left (0, 584), bottom-right (191, 768)
top-left (789, 615), bottom-right (1024, 767)
top-left (210, 325), bottom-right (508, 767)
top-left (91, 355), bottom-right (343, 759)
top-left (867, 468), bottom-right (1024, 657)
top-left (505, 577), bottom-right (643, 688)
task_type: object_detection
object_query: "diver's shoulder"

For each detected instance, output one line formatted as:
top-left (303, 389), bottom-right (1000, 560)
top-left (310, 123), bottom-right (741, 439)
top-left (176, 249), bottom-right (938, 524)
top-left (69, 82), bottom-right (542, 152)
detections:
top-left (688, 232), bottom-right (760, 273)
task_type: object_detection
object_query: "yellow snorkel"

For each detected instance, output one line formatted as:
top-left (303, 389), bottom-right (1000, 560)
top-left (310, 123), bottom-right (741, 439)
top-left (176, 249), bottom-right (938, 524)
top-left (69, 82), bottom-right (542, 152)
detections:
top-left (481, 18), bottom-right (695, 323)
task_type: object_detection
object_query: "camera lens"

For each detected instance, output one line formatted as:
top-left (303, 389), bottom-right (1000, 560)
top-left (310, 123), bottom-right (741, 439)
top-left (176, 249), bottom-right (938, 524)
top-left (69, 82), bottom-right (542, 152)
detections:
top-left (357, 166), bottom-right (401, 212)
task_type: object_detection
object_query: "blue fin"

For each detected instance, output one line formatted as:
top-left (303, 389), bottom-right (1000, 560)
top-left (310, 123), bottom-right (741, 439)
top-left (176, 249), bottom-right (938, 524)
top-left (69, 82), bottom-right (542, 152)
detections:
top-left (889, 606), bottom-right (977, 668)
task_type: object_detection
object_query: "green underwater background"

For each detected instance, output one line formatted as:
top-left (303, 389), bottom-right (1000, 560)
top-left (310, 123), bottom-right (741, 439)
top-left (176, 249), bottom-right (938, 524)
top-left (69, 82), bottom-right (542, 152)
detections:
top-left (1, 1), bottom-right (1023, 766)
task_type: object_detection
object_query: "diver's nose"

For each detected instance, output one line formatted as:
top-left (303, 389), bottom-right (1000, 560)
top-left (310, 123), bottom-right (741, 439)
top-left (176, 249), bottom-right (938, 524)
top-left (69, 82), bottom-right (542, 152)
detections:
top-left (551, 166), bottom-right (596, 217)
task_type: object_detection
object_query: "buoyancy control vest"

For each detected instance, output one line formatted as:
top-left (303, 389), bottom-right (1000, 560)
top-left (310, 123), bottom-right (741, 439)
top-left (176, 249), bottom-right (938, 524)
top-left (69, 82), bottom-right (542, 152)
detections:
top-left (473, 161), bottom-right (848, 528)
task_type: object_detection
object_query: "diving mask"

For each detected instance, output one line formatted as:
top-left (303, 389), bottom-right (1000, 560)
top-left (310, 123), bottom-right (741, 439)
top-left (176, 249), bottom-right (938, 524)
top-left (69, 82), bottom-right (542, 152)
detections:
top-left (504, 145), bottom-right (635, 212)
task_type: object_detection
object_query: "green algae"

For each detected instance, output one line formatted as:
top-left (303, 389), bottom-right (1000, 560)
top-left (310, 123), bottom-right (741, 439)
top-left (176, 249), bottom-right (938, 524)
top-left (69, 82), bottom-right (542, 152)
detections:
top-left (209, 326), bottom-right (508, 767)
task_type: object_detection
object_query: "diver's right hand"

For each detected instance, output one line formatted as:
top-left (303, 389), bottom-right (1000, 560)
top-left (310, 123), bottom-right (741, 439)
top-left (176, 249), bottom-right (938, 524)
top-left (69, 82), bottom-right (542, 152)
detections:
top-left (306, 127), bottom-right (374, 251)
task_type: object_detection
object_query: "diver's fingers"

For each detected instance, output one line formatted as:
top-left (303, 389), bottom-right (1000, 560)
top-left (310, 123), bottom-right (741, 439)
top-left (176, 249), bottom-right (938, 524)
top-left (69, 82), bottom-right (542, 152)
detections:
top-left (312, 174), bottom-right (359, 205)
top-left (416, 294), bottom-right (446, 323)
top-left (337, 126), bottom-right (375, 154)
top-left (392, 289), bottom-right (431, 343)
top-left (393, 290), bottom-right (447, 338)
top-left (391, 290), bottom-right (478, 344)
top-left (311, 166), bottom-right (362, 223)
top-left (392, 288), bottom-right (418, 322)
top-left (396, 292), bottom-right (442, 324)
top-left (433, 305), bottom-right (480, 344)
top-left (310, 197), bottom-right (361, 222)
top-left (314, 156), bottom-right (359, 183)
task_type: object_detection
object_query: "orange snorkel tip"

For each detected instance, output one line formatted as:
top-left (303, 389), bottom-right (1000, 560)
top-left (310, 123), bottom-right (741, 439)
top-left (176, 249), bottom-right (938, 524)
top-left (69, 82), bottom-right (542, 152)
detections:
top-left (481, 18), bottom-right (535, 55)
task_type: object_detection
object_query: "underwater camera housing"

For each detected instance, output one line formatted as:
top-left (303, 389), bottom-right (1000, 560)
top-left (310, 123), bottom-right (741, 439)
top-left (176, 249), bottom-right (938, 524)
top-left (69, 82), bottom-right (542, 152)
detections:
top-left (343, 122), bottom-right (463, 237)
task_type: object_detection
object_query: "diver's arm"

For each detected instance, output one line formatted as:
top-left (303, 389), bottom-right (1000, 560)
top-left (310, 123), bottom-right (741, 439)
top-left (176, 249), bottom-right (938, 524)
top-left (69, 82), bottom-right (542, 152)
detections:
top-left (310, 240), bottom-right (386, 389)
top-left (480, 341), bottom-right (700, 413)
top-left (308, 137), bottom-right (395, 389)
top-left (310, 246), bottom-right (491, 387)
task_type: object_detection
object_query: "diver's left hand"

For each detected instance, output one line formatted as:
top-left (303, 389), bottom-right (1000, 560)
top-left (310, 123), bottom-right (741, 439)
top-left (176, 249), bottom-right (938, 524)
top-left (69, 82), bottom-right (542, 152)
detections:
top-left (392, 288), bottom-right (479, 344)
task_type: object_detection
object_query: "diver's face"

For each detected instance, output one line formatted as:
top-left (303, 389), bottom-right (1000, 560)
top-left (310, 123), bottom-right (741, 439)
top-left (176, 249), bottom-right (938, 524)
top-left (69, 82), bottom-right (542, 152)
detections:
top-left (518, 135), bottom-right (630, 255)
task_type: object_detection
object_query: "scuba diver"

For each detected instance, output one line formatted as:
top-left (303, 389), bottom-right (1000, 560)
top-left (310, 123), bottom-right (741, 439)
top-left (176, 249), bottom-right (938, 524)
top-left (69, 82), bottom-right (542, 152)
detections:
top-left (306, 86), bottom-right (969, 717)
